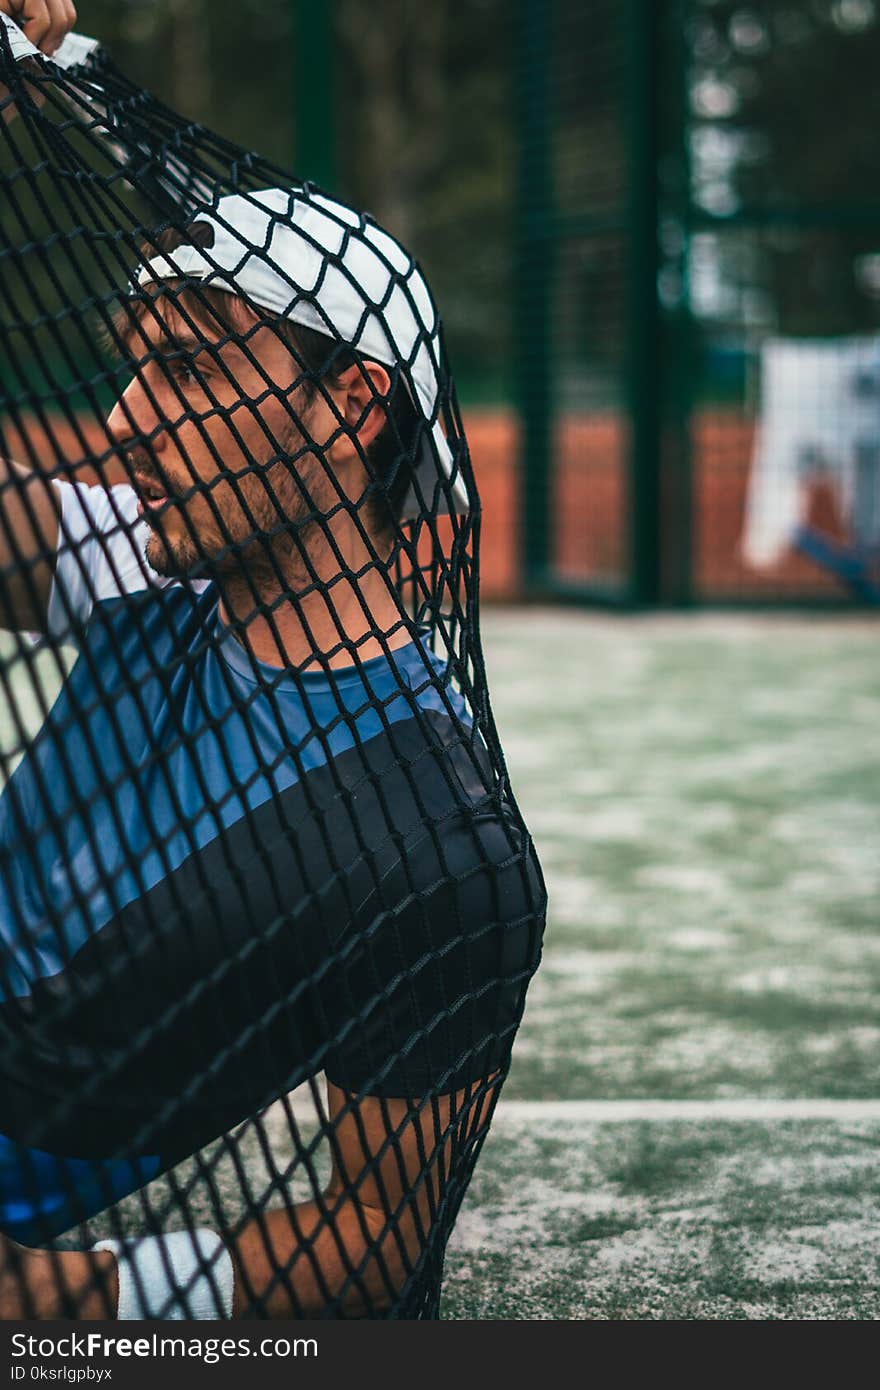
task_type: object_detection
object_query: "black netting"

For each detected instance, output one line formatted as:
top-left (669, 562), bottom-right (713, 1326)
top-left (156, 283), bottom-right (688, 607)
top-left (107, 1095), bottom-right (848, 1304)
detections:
top-left (0, 19), bottom-right (545, 1320)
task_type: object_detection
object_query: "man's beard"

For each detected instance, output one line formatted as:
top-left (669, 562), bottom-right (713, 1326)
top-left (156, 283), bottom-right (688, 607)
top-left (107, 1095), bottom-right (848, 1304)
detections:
top-left (144, 436), bottom-right (324, 593)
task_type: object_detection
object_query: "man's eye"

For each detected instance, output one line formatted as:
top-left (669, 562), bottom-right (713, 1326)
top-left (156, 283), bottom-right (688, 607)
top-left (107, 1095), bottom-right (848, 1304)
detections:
top-left (168, 359), bottom-right (201, 386)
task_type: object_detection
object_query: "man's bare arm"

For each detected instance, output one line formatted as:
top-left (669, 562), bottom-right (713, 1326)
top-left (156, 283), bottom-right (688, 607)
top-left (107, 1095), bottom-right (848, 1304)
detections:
top-left (0, 6), bottom-right (77, 629)
top-left (0, 459), bottom-right (61, 631)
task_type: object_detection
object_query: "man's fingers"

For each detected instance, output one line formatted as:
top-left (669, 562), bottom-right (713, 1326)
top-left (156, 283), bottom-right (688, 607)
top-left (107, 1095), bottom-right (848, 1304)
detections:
top-left (43, 0), bottom-right (74, 53)
top-left (32, 0), bottom-right (69, 54)
top-left (17, 2), bottom-right (50, 50)
top-left (0, 0), bottom-right (75, 55)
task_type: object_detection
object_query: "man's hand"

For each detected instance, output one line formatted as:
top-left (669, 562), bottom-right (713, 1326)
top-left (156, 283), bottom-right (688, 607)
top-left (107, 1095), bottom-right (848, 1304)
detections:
top-left (0, 0), bottom-right (77, 126)
top-left (0, 0), bottom-right (77, 58)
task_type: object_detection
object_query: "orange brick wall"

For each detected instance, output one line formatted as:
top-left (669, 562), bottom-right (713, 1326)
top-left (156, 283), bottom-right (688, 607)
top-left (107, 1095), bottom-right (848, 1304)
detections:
top-left (467, 407), bottom-right (851, 600)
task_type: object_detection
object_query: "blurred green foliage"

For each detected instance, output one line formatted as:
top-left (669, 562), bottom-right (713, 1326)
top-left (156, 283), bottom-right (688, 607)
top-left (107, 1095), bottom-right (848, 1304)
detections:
top-left (682, 0), bottom-right (880, 342)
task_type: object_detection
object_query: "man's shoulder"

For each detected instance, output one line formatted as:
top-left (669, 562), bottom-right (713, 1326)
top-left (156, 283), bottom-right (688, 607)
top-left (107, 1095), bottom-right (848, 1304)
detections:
top-left (73, 579), bottom-right (218, 680)
top-left (50, 479), bottom-right (216, 642)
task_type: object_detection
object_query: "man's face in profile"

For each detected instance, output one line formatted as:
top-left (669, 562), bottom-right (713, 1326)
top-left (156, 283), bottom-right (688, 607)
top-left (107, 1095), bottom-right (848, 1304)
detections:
top-left (107, 293), bottom-right (333, 585)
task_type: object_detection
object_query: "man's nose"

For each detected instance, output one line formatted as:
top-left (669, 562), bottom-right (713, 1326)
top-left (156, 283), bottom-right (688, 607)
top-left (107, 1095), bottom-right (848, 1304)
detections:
top-left (106, 376), bottom-right (168, 455)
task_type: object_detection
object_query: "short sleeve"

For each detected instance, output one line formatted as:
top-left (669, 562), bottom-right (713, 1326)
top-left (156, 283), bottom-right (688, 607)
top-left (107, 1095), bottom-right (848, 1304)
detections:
top-left (323, 813), bottom-right (544, 1099)
top-left (47, 481), bottom-right (206, 641)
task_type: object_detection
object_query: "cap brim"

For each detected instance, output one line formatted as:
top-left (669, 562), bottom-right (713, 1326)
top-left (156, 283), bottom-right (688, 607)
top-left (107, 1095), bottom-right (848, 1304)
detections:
top-left (400, 419), bottom-right (469, 520)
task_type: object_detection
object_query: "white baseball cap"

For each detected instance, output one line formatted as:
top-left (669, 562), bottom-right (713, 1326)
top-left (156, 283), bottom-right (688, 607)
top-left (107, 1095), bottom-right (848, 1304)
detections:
top-left (134, 187), bottom-right (469, 519)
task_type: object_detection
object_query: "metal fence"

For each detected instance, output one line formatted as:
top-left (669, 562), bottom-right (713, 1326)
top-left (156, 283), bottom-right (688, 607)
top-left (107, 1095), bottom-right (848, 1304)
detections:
top-left (515, 0), bottom-right (880, 605)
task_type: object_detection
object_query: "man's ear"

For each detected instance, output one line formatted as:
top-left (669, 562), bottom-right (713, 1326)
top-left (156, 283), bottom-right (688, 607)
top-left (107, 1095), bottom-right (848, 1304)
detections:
top-left (330, 361), bottom-right (391, 460)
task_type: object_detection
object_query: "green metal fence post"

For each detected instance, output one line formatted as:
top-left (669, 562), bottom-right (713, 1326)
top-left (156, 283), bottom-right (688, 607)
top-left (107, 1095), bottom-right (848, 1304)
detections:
top-left (294, 0), bottom-right (337, 192)
top-left (515, 0), bottom-right (554, 595)
top-left (624, 0), bottom-right (661, 605)
top-left (661, 0), bottom-right (695, 606)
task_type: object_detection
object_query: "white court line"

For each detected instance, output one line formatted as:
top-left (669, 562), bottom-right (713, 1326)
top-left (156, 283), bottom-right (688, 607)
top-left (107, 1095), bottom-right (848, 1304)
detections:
top-left (493, 1098), bottom-right (880, 1123)
top-left (280, 1092), bottom-right (880, 1126)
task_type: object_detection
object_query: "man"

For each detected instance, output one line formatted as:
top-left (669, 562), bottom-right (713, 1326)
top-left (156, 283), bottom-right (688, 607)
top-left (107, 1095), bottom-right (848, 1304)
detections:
top-left (0, 2), bottom-right (545, 1319)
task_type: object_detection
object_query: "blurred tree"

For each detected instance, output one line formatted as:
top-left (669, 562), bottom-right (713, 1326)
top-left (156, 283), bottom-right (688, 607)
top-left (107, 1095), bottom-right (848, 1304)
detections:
top-left (685, 0), bottom-right (880, 337)
top-left (166, 0), bottom-right (211, 119)
top-left (688, 0), bottom-right (880, 211)
top-left (79, 0), bottom-right (295, 166)
top-left (336, 0), bottom-right (512, 399)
